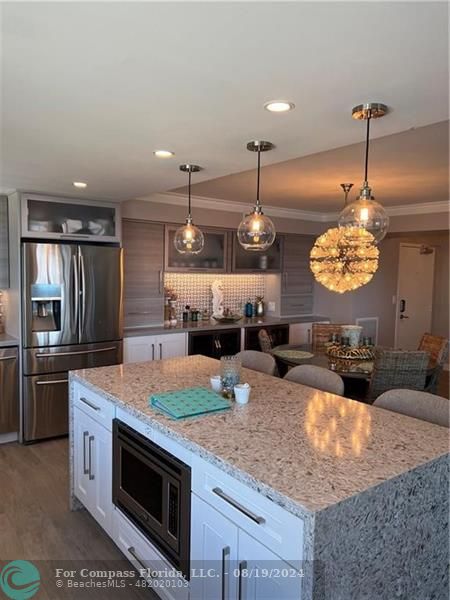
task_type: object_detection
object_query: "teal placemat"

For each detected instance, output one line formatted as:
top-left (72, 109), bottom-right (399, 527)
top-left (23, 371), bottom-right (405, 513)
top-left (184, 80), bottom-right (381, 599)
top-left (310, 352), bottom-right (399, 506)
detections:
top-left (150, 387), bottom-right (231, 420)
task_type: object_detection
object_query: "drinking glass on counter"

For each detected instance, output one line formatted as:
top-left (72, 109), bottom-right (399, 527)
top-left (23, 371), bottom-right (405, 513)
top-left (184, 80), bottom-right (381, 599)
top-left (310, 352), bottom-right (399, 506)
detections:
top-left (220, 355), bottom-right (241, 398)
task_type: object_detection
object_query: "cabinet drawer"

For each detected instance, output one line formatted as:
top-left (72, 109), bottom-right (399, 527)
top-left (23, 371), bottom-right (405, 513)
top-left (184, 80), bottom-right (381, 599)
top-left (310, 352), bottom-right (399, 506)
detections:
top-left (280, 295), bottom-right (313, 316)
top-left (73, 382), bottom-right (114, 431)
top-left (191, 456), bottom-right (304, 567)
top-left (113, 509), bottom-right (189, 600)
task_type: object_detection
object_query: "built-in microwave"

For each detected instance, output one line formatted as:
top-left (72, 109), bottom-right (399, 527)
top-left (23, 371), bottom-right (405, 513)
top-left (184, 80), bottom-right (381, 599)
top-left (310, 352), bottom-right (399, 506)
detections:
top-left (112, 419), bottom-right (191, 579)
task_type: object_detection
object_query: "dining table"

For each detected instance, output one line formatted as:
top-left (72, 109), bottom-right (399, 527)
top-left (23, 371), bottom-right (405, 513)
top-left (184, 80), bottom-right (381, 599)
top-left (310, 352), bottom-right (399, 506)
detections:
top-left (271, 344), bottom-right (437, 401)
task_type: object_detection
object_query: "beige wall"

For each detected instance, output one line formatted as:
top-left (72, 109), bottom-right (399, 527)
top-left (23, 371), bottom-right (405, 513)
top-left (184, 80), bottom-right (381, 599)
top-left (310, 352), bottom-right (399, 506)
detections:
top-left (314, 230), bottom-right (449, 346)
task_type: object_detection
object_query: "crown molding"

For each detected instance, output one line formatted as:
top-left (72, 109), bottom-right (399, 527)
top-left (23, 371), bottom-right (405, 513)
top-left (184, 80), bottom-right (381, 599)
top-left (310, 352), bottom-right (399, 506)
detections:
top-left (135, 192), bottom-right (449, 222)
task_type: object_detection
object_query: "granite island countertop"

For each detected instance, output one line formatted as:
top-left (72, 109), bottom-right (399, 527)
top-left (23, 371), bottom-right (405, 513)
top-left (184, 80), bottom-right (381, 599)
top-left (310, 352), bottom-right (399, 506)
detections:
top-left (70, 355), bottom-right (449, 518)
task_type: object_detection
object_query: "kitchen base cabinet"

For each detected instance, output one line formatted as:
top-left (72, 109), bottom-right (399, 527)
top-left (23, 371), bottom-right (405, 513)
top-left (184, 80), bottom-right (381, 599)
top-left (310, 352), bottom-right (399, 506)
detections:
top-left (73, 406), bottom-right (113, 536)
top-left (0, 347), bottom-right (19, 434)
top-left (123, 333), bottom-right (186, 363)
top-left (245, 324), bottom-right (289, 351)
top-left (188, 329), bottom-right (241, 358)
top-left (191, 494), bottom-right (239, 600)
top-left (191, 494), bottom-right (302, 600)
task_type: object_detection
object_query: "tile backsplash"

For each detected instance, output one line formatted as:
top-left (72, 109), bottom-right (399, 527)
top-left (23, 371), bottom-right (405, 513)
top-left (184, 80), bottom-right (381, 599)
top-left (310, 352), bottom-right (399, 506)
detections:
top-left (164, 273), bottom-right (265, 317)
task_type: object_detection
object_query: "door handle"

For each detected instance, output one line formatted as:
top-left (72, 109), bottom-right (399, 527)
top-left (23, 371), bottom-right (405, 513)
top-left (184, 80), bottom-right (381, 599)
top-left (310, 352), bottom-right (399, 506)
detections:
top-left (400, 314), bottom-right (410, 319)
top-left (221, 546), bottom-right (230, 600)
top-left (400, 299), bottom-right (406, 313)
top-left (83, 431), bottom-right (89, 475)
top-left (88, 435), bottom-right (94, 480)
top-left (36, 346), bottom-right (117, 358)
top-left (79, 250), bottom-right (86, 335)
top-left (159, 343), bottom-right (163, 359)
top-left (212, 487), bottom-right (265, 524)
top-left (36, 379), bottom-right (68, 386)
top-left (238, 560), bottom-right (247, 600)
top-left (152, 344), bottom-right (155, 360)
top-left (72, 254), bottom-right (79, 334)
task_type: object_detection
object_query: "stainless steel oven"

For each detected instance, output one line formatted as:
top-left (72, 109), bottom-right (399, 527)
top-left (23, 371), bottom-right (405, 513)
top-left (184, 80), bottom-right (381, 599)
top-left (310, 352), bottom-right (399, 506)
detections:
top-left (113, 419), bottom-right (191, 579)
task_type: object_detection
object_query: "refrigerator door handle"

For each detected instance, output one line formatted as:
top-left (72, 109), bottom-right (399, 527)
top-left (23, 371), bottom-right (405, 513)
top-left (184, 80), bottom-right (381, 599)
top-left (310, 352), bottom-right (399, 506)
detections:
top-left (79, 250), bottom-right (86, 338)
top-left (72, 254), bottom-right (79, 335)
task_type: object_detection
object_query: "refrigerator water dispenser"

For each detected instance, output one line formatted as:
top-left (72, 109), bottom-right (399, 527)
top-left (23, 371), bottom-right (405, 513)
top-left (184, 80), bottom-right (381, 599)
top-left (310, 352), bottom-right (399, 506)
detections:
top-left (31, 284), bottom-right (61, 332)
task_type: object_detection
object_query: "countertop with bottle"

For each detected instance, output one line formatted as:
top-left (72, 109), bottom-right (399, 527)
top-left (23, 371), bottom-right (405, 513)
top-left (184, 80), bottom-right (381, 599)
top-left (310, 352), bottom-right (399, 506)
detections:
top-left (123, 315), bottom-right (329, 337)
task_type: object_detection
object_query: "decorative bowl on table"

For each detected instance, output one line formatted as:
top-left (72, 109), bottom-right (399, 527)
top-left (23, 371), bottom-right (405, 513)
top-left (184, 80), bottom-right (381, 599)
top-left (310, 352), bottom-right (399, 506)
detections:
top-left (326, 344), bottom-right (375, 360)
top-left (212, 314), bottom-right (243, 323)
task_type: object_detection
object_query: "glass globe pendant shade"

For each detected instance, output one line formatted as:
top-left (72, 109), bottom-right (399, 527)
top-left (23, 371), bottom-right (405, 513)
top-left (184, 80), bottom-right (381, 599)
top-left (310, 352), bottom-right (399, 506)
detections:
top-left (237, 206), bottom-right (276, 251)
top-left (338, 185), bottom-right (389, 244)
top-left (173, 217), bottom-right (204, 254)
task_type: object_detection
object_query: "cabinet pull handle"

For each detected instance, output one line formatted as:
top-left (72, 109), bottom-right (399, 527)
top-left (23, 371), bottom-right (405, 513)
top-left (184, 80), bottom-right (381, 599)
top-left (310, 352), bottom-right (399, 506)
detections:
top-left (221, 546), bottom-right (230, 600)
top-left (238, 560), bottom-right (247, 600)
top-left (152, 344), bottom-right (155, 361)
top-left (80, 396), bottom-right (100, 411)
top-left (212, 487), bottom-right (265, 525)
top-left (128, 546), bottom-right (153, 577)
top-left (217, 338), bottom-right (222, 350)
top-left (88, 435), bottom-right (94, 480)
top-left (83, 431), bottom-right (89, 475)
top-left (158, 270), bottom-right (163, 295)
top-left (159, 343), bottom-right (163, 359)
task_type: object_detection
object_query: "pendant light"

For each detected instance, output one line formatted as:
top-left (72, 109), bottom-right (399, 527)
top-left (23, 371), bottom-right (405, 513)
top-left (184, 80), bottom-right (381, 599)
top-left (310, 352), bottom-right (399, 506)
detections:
top-left (174, 164), bottom-right (204, 254)
top-left (237, 140), bottom-right (276, 251)
top-left (338, 103), bottom-right (389, 243)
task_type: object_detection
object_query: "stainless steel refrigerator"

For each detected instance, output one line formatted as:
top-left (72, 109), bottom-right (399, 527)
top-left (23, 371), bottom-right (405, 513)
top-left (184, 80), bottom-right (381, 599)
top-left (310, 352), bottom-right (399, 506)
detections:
top-left (22, 242), bottom-right (123, 442)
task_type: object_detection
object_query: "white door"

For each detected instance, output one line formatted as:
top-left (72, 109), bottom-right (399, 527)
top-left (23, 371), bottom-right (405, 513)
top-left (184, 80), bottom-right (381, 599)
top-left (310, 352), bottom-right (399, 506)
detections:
top-left (74, 407), bottom-right (92, 507)
top-left (191, 494), bottom-right (239, 600)
top-left (395, 244), bottom-right (435, 349)
top-left (158, 333), bottom-right (187, 360)
top-left (123, 336), bottom-right (156, 363)
top-left (88, 418), bottom-right (113, 535)
top-left (237, 530), bottom-right (302, 600)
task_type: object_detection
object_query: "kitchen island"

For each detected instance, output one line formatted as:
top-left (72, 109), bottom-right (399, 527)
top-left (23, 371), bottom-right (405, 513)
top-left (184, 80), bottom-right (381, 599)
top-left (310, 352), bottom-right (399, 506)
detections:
top-left (70, 355), bottom-right (448, 600)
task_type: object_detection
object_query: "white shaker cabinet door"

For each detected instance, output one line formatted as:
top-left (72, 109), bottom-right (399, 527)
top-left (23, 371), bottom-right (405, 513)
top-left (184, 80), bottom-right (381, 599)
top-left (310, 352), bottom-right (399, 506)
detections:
top-left (191, 494), bottom-right (239, 600)
top-left (123, 336), bottom-right (157, 363)
top-left (157, 333), bottom-right (187, 360)
top-left (237, 529), bottom-right (302, 600)
top-left (73, 406), bottom-right (113, 536)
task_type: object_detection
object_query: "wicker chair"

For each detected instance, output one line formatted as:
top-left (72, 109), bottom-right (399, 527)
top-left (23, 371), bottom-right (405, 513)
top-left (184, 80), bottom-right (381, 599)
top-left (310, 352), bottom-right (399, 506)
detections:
top-left (235, 350), bottom-right (277, 376)
top-left (368, 350), bottom-right (429, 399)
top-left (311, 323), bottom-right (343, 352)
top-left (374, 389), bottom-right (449, 428)
top-left (258, 329), bottom-right (273, 353)
top-left (284, 365), bottom-right (344, 395)
top-left (418, 334), bottom-right (449, 394)
top-left (418, 333), bottom-right (448, 363)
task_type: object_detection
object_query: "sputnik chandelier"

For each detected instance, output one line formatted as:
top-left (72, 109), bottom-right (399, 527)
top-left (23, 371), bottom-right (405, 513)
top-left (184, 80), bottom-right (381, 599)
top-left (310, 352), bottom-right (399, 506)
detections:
top-left (310, 225), bottom-right (379, 294)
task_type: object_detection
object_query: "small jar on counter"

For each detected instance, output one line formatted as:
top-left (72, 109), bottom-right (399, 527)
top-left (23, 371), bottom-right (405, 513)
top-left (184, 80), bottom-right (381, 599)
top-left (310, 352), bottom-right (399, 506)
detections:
top-left (182, 305), bottom-right (190, 323)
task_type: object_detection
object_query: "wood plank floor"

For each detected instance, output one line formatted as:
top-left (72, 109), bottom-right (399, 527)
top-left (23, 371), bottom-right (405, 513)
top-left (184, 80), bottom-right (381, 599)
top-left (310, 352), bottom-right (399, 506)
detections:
top-left (0, 438), bottom-right (156, 599)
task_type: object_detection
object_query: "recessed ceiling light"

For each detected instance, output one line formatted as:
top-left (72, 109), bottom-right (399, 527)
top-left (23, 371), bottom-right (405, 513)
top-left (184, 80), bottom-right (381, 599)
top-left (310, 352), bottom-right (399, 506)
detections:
top-left (153, 150), bottom-right (175, 158)
top-left (73, 181), bottom-right (87, 189)
top-left (264, 101), bottom-right (295, 113)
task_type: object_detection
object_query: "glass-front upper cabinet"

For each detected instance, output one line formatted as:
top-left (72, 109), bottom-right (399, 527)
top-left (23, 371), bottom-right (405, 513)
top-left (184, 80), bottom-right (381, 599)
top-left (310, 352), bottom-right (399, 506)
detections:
top-left (165, 225), bottom-right (229, 272)
top-left (232, 234), bottom-right (283, 272)
top-left (21, 194), bottom-right (121, 242)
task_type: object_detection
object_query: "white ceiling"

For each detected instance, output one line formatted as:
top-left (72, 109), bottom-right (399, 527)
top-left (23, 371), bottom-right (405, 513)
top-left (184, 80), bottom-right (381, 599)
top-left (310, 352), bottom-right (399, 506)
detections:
top-left (1, 2), bottom-right (449, 206)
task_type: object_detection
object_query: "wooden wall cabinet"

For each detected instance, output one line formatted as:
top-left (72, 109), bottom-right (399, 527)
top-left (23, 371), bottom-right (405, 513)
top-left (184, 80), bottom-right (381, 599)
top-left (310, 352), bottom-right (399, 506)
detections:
top-left (165, 225), bottom-right (229, 273)
top-left (122, 219), bottom-right (164, 328)
top-left (280, 234), bottom-right (314, 316)
top-left (231, 234), bottom-right (283, 273)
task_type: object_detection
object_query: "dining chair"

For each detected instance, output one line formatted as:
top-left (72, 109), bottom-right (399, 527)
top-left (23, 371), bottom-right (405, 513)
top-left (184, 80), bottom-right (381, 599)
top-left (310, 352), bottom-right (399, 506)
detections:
top-left (258, 329), bottom-right (273, 353)
top-left (284, 364), bottom-right (345, 395)
top-left (311, 323), bottom-right (343, 352)
top-left (236, 350), bottom-right (277, 376)
top-left (374, 389), bottom-right (449, 428)
top-left (368, 350), bottom-right (429, 399)
top-left (418, 334), bottom-right (449, 394)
